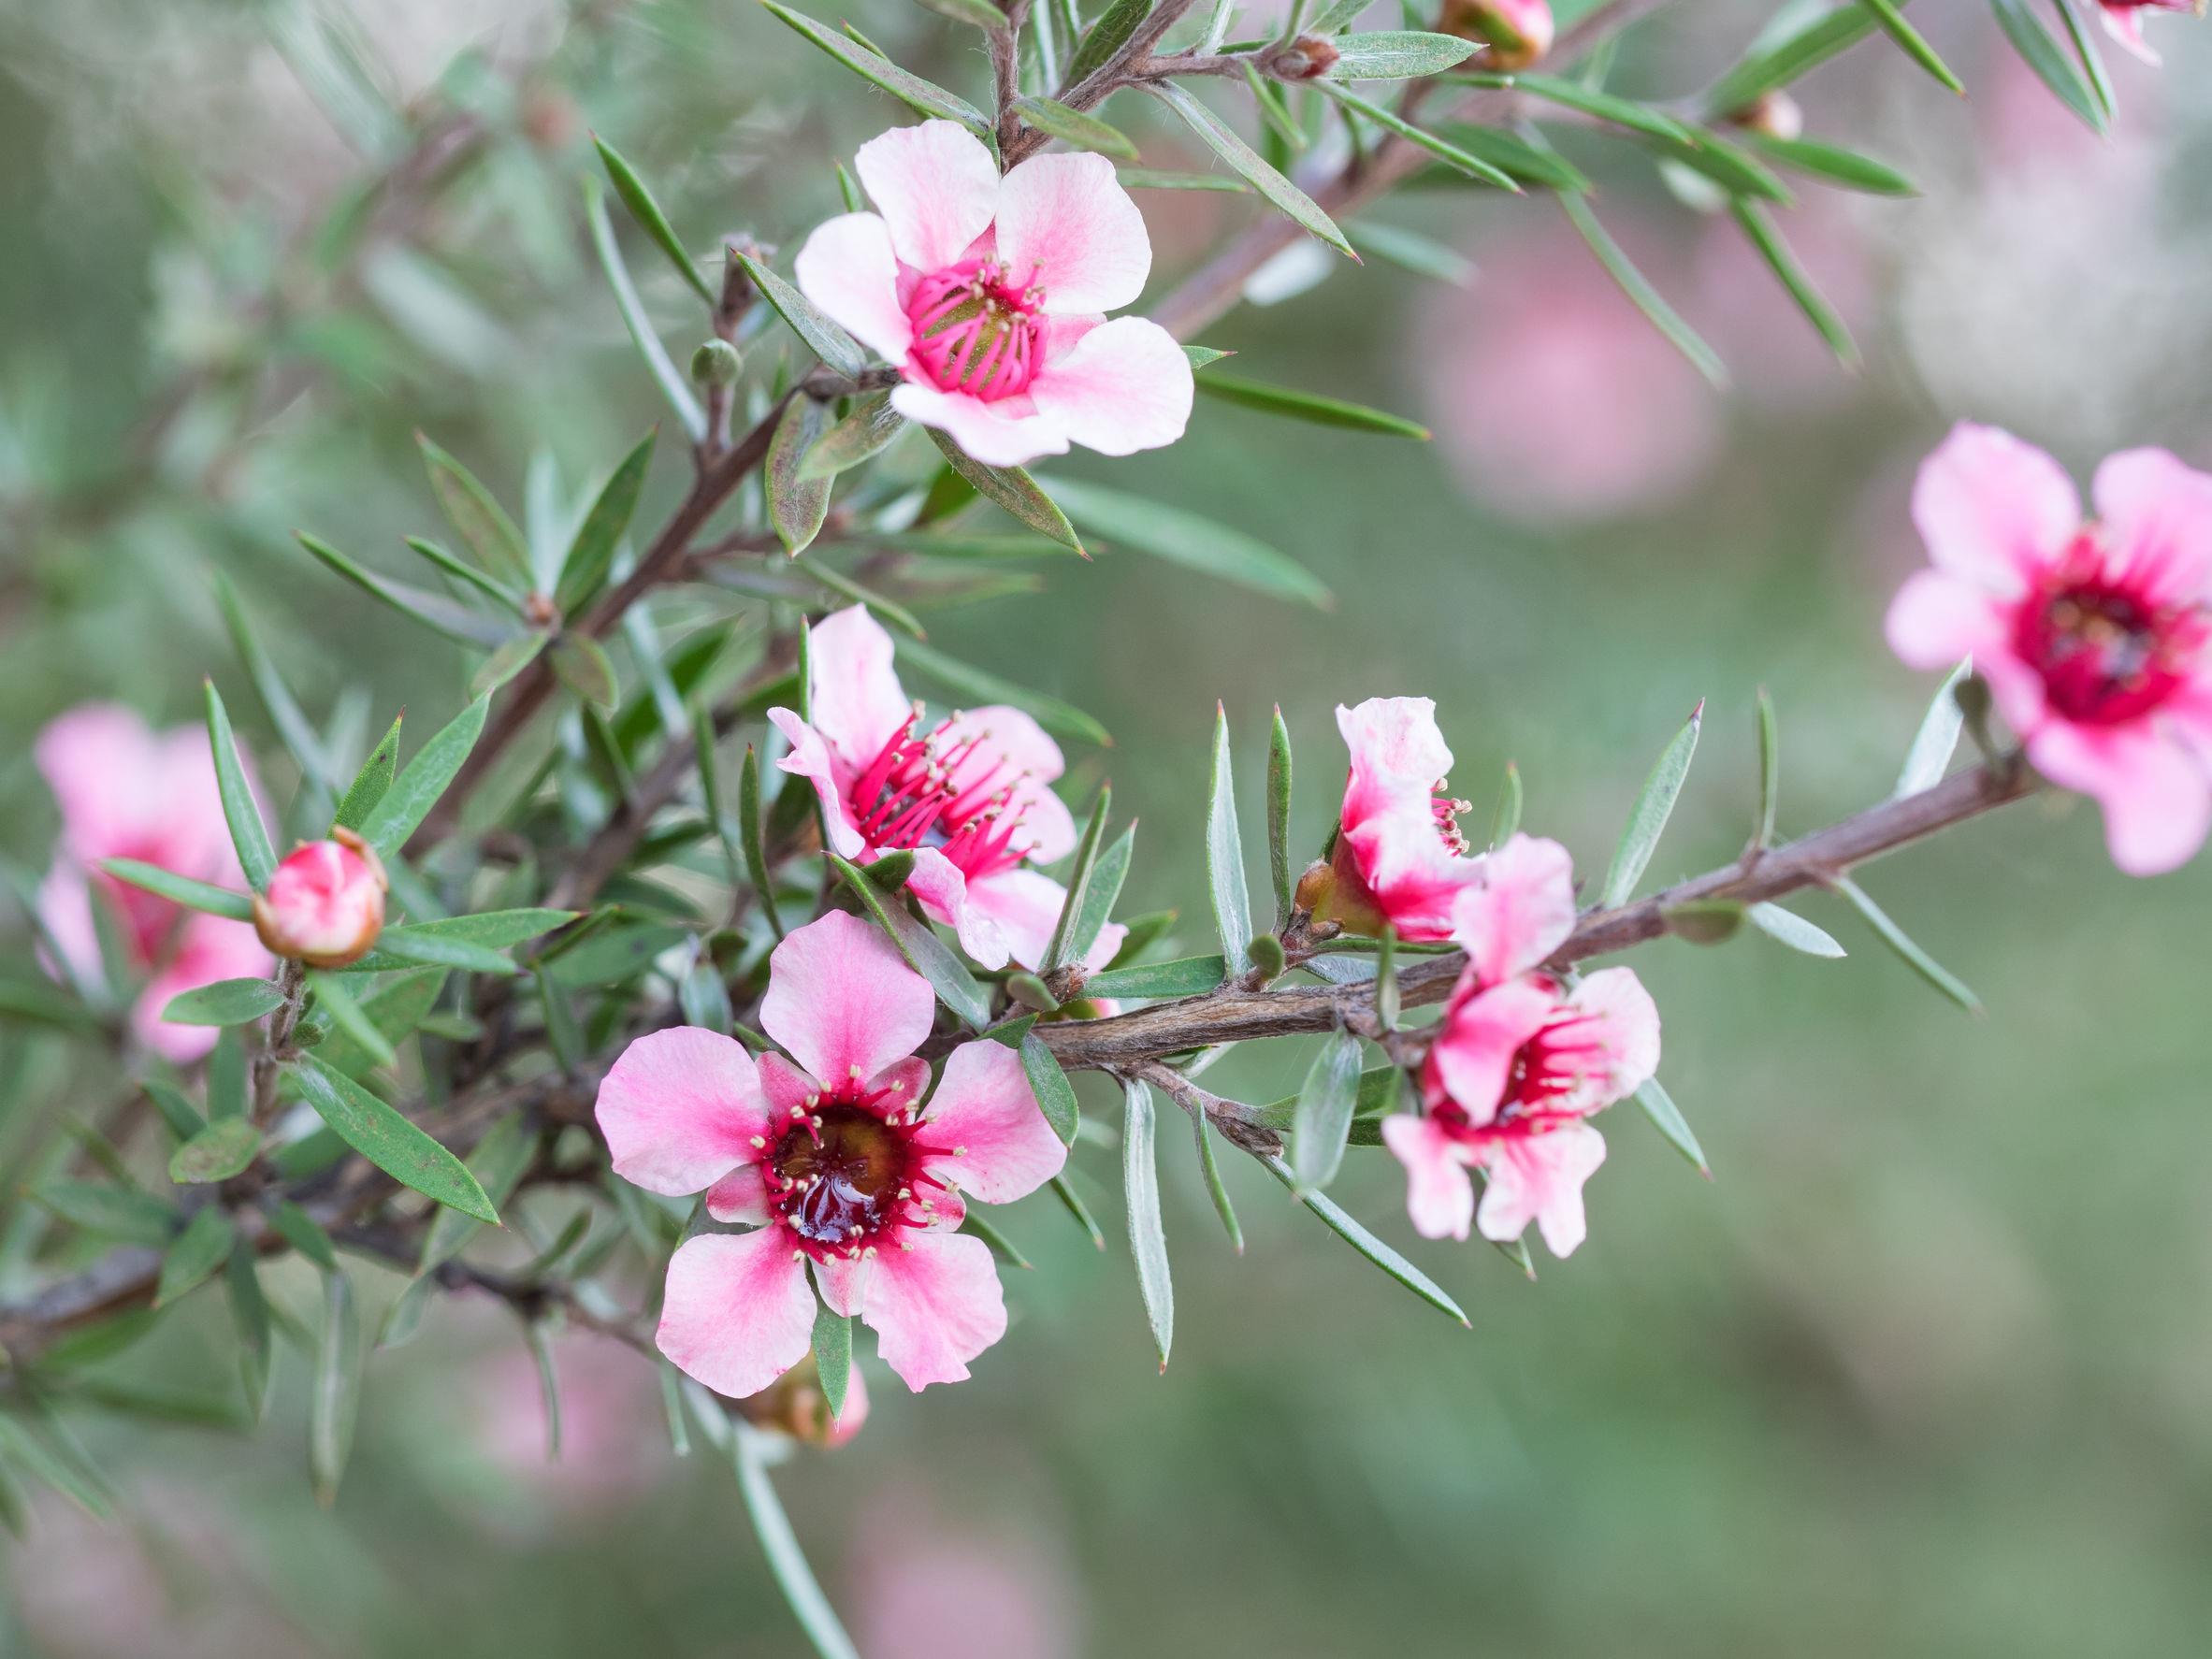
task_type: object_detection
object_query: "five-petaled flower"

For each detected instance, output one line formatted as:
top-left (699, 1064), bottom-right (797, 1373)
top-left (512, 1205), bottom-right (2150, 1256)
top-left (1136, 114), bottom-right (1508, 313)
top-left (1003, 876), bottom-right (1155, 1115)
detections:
top-left (1887, 424), bottom-right (2212, 876)
top-left (1308, 696), bottom-right (1484, 941)
top-left (597, 911), bottom-right (1067, 1396)
top-left (1383, 835), bottom-right (1660, 1257)
top-left (793, 119), bottom-right (1193, 468)
top-left (2097, 0), bottom-right (2202, 65)
top-left (253, 830), bottom-right (388, 968)
top-left (770, 604), bottom-right (1124, 972)
top-left (34, 703), bottom-right (271, 1062)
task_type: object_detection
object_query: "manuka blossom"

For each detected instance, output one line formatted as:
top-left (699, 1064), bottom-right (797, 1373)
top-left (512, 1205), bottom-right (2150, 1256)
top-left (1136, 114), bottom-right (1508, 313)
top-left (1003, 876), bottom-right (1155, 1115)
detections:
top-left (2098, 0), bottom-right (2202, 64)
top-left (596, 911), bottom-right (1067, 1395)
top-left (793, 119), bottom-right (1193, 468)
top-left (1887, 425), bottom-right (2212, 875)
top-left (1442, 0), bottom-right (1554, 68)
top-left (34, 704), bottom-right (271, 1062)
top-left (770, 604), bottom-right (1123, 972)
top-left (1382, 836), bottom-right (1660, 1256)
top-left (252, 830), bottom-right (387, 968)
top-left (1309, 696), bottom-right (1483, 941)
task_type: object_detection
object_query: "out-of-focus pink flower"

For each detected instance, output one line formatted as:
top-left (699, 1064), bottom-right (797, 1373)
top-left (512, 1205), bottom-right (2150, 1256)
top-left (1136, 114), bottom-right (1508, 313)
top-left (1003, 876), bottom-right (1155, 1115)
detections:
top-left (1416, 230), bottom-right (1722, 524)
top-left (1887, 425), bottom-right (2212, 874)
top-left (251, 830), bottom-right (386, 967)
top-left (756, 1356), bottom-right (873, 1447)
top-left (770, 605), bottom-right (1121, 972)
top-left (34, 703), bottom-right (271, 1061)
top-left (2099, 0), bottom-right (2201, 65)
top-left (794, 120), bottom-right (1192, 468)
top-left (1382, 836), bottom-right (1659, 1256)
top-left (467, 1328), bottom-right (674, 1511)
top-left (851, 1499), bottom-right (1082, 1659)
top-left (1445, 0), bottom-right (1554, 68)
top-left (598, 912), bottom-right (1066, 1394)
top-left (1313, 696), bottom-right (1482, 941)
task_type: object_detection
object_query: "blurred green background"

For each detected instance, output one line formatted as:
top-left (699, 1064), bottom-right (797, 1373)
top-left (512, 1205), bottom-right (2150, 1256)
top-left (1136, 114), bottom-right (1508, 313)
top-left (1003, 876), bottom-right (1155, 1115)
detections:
top-left (4, 1), bottom-right (2211, 1654)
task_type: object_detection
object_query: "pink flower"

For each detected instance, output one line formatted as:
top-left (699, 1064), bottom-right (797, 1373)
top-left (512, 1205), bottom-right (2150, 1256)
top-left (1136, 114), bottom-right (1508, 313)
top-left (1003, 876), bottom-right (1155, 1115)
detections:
top-left (792, 120), bottom-right (1193, 468)
top-left (1445, 0), bottom-right (1554, 68)
top-left (597, 911), bottom-right (1067, 1394)
top-left (769, 605), bottom-right (1122, 971)
top-left (1313, 697), bottom-right (1482, 941)
top-left (34, 703), bottom-right (271, 1062)
top-left (252, 830), bottom-right (387, 967)
top-left (1381, 836), bottom-right (1659, 1256)
top-left (2099, 0), bottom-right (2201, 65)
top-left (1886, 425), bottom-right (2212, 875)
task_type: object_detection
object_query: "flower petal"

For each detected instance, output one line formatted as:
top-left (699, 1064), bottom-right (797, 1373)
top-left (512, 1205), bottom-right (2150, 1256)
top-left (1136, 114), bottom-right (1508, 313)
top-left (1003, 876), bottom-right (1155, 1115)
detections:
top-left (705, 1164), bottom-right (769, 1224)
top-left (760, 911), bottom-right (936, 1085)
top-left (1912, 424), bottom-right (2078, 594)
top-left (1884, 570), bottom-right (2008, 673)
top-left (1478, 1124), bottom-right (1607, 1258)
top-left (889, 381), bottom-right (1071, 468)
top-left (1426, 975), bottom-right (1559, 1125)
top-left (806, 604), bottom-right (914, 776)
top-left (792, 212), bottom-right (913, 364)
top-left (768, 708), bottom-right (869, 860)
top-left (1451, 834), bottom-right (1576, 987)
top-left (994, 151), bottom-right (1151, 313)
top-left (596, 1026), bottom-right (771, 1196)
top-left (2027, 719), bottom-right (2212, 876)
top-left (1558, 966), bottom-right (1661, 1113)
top-left (854, 120), bottom-right (1001, 271)
top-left (1382, 1114), bottom-right (1476, 1241)
top-left (918, 1039), bottom-right (1066, 1203)
top-left (954, 867), bottom-right (1084, 973)
top-left (2100, 3), bottom-right (2161, 64)
top-left (137, 915), bottom-right (271, 1064)
top-left (2091, 447), bottom-right (2212, 609)
top-left (906, 847), bottom-right (1012, 970)
top-left (852, 1229), bottom-right (1008, 1390)
top-left (657, 1230), bottom-right (817, 1399)
top-left (1026, 317), bottom-right (1193, 457)
top-left (1337, 697), bottom-right (1454, 825)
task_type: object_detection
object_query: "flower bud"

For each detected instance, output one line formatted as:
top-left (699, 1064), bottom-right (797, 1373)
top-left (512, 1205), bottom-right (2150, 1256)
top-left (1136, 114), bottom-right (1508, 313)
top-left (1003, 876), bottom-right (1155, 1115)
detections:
top-left (690, 339), bottom-right (744, 388)
top-left (754, 1357), bottom-right (870, 1447)
top-left (1267, 35), bottom-right (1340, 79)
top-left (1292, 858), bottom-right (1336, 916)
top-left (1440, 0), bottom-right (1554, 69)
top-left (1728, 91), bottom-right (1803, 142)
top-left (252, 830), bottom-right (388, 969)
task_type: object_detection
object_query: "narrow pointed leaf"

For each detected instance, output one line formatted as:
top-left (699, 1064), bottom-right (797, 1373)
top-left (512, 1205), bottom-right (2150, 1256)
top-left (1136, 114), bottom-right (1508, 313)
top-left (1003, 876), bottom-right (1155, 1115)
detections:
top-left (355, 695), bottom-right (489, 858)
top-left (1741, 131), bottom-right (1916, 195)
top-left (1753, 688), bottom-right (1779, 849)
top-left (811, 1303), bottom-right (852, 1420)
top-left (1045, 785), bottom-right (1112, 972)
top-left (1266, 707), bottom-right (1294, 919)
top-left (404, 535), bottom-right (527, 613)
top-left (1634, 1075), bottom-right (1710, 1173)
top-left (767, 396), bottom-right (832, 555)
top-left (1263, 1156), bottom-right (1469, 1324)
top-left (1316, 82), bottom-right (1520, 191)
top-left (289, 1053), bottom-right (499, 1222)
top-left (1068, 0), bottom-right (1151, 83)
top-left (1730, 199), bottom-right (1857, 368)
top-left (2050, 0), bottom-right (2117, 123)
top-left (1044, 475), bottom-right (1328, 608)
top-left (1019, 1031), bottom-right (1081, 1146)
top-left (1013, 95), bottom-right (1139, 160)
top-left (334, 714), bottom-right (402, 833)
top-left (1082, 953), bottom-right (1226, 999)
top-left (1896, 657), bottom-right (1973, 798)
top-left (417, 435), bottom-right (531, 588)
top-left (1708, 4), bottom-right (1880, 110)
top-left (1148, 81), bottom-right (1355, 257)
top-left (1051, 1173), bottom-right (1107, 1249)
top-left (799, 394), bottom-right (905, 481)
top-left (1193, 371), bottom-right (1430, 439)
top-left (1064, 819), bottom-right (1135, 968)
top-left (1600, 702), bottom-right (1703, 909)
top-left (760, 1), bottom-right (990, 132)
top-left (167, 1118), bottom-right (261, 1189)
top-left (296, 531), bottom-right (520, 648)
top-left (584, 179), bottom-right (709, 440)
top-left (1858, 0), bottom-right (1964, 93)
top-left (557, 429), bottom-right (658, 614)
top-left (1122, 1078), bottom-right (1173, 1369)
top-left (923, 428), bottom-right (1084, 552)
top-left (737, 743), bottom-right (785, 939)
top-left (306, 971), bottom-right (398, 1070)
top-left (1490, 759), bottom-right (1523, 848)
top-left (1561, 195), bottom-right (1728, 387)
top-left (1832, 876), bottom-right (1981, 1012)
top-left (593, 135), bottom-right (716, 303)
top-left (827, 853), bottom-right (990, 1029)
top-left (732, 1423), bottom-right (865, 1659)
top-left (1454, 69), bottom-right (1696, 140)
top-left (273, 1202), bottom-right (340, 1270)
top-left (101, 860), bottom-right (252, 921)
top-left (155, 1207), bottom-right (235, 1308)
top-left (204, 684), bottom-right (276, 889)
top-left (551, 635), bottom-right (620, 709)
top-left (1323, 29), bottom-right (1478, 78)
top-left (732, 251), bottom-right (868, 379)
top-left (162, 977), bottom-right (286, 1028)
top-left (1205, 706), bottom-right (1254, 978)
top-left (1292, 1029), bottom-right (1364, 1191)
top-left (310, 1268), bottom-right (360, 1507)
top-left (1190, 1105), bottom-right (1243, 1250)
top-left (1745, 902), bottom-right (1847, 958)
top-left (225, 1250), bottom-right (275, 1420)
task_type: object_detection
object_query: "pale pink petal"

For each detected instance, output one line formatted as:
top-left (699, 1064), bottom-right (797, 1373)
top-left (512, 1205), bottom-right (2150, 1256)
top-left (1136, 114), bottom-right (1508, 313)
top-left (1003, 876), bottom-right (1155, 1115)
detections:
top-left (889, 381), bottom-right (1070, 468)
top-left (1337, 697), bottom-right (1454, 826)
top-left (1479, 1124), bottom-right (1606, 1258)
top-left (760, 911), bottom-right (936, 1084)
top-left (33, 862), bottom-right (103, 988)
top-left (994, 151), bottom-right (1151, 314)
top-left (907, 848), bottom-right (1012, 970)
top-left (2091, 447), bottom-right (2212, 608)
top-left (705, 1165), bottom-right (769, 1224)
top-left (792, 213), bottom-right (913, 363)
top-left (1558, 967), bottom-right (1661, 1113)
top-left (872, 1055), bottom-right (934, 1118)
top-left (1911, 424), bottom-right (2077, 593)
top-left (757, 1049), bottom-right (822, 1118)
top-left (918, 1040), bottom-right (1066, 1202)
top-left (1382, 1114), bottom-right (1476, 1242)
top-left (1884, 570), bottom-right (2009, 673)
top-left (956, 868), bottom-right (1063, 972)
top-left (596, 1026), bottom-right (771, 1196)
top-left (1427, 975), bottom-right (1559, 1125)
top-left (2027, 720), bottom-right (2212, 876)
top-left (36, 704), bottom-right (167, 858)
top-left (1026, 317), bottom-right (1193, 457)
top-left (852, 1229), bottom-right (1008, 1390)
top-left (855, 121), bottom-right (1001, 272)
top-left (1044, 313), bottom-right (1104, 359)
top-left (136, 913), bottom-right (272, 1062)
top-left (768, 708), bottom-right (869, 860)
top-left (2101, 4), bottom-right (2161, 63)
top-left (813, 1254), bottom-right (860, 1318)
top-left (806, 605), bottom-right (914, 775)
top-left (1452, 835), bottom-right (1576, 987)
top-left (657, 1230), bottom-right (817, 1398)
top-left (1337, 804), bottom-right (1479, 941)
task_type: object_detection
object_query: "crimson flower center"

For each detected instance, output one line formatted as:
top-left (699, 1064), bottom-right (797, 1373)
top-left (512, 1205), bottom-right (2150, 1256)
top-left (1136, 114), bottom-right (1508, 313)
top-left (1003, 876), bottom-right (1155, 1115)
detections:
top-left (2014, 538), bottom-right (2203, 726)
top-left (906, 258), bottom-right (1047, 402)
top-left (770, 1104), bottom-right (911, 1250)
top-left (1434, 999), bottom-right (1608, 1145)
top-left (846, 708), bottom-right (1034, 881)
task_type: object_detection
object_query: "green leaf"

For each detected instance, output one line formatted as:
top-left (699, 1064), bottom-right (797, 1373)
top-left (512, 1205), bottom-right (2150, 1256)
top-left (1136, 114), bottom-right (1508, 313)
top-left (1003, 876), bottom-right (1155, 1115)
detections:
top-left (960, 1208), bottom-right (1034, 1268)
top-left (732, 251), bottom-right (868, 379)
top-left (811, 1302), bottom-right (852, 1420)
top-left (736, 743), bottom-right (786, 940)
top-left (1323, 29), bottom-right (1478, 78)
top-left (827, 853), bottom-right (990, 1028)
top-left (1193, 371), bottom-right (1430, 439)
top-left (1082, 953), bottom-right (1226, 999)
top-left (1121, 1078), bottom-right (1174, 1370)
top-left (557, 430), bottom-right (658, 614)
top-left (1013, 95), bottom-right (1140, 160)
top-left (1019, 1031), bottom-right (1081, 1146)
top-left (1832, 876), bottom-right (1981, 1013)
top-left (1042, 475), bottom-right (1329, 608)
top-left (1633, 1075), bottom-right (1710, 1174)
top-left (1265, 706), bottom-right (1295, 920)
top-left (2050, 0), bottom-right (2117, 124)
top-left (272, 1201), bottom-right (340, 1270)
top-left (296, 529), bottom-right (518, 648)
top-left (767, 396), bottom-right (832, 555)
top-left (1067, 0), bottom-right (1151, 83)
top-left (1346, 220), bottom-right (1475, 283)
top-left (306, 971), bottom-right (398, 1071)
top-left (168, 1118), bottom-right (263, 1185)
top-left (404, 534), bottom-right (527, 613)
top-left (1858, 0), bottom-right (1964, 94)
top-left (1045, 785), bottom-right (1113, 973)
top-left (894, 635), bottom-right (1109, 747)
top-left (1317, 83), bottom-right (1521, 191)
top-left (1740, 131), bottom-right (1917, 196)
top-left (583, 179), bottom-right (710, 441)
top-left (1707, 3), bottom-right (1880, 111)
top-left (1204, 704), bottom-right (1256, 980)
top-left (417, 1110), bottom-right (534, 1281)
top-left (289, 1053), bottom-right (499, 1222)
top-left (154, 1207), bottom-right (235, 1308)
top-left (225, 1249), bottom-right (275, 1420)
top-left (212, 573), bottom-right (339, 795)
top-left (916, 0), bottom-right (1005, 25)
top-left (305, 967), bottom-right (445, 1077)
top-left (310, 1268), bottom-right (361, 1507)
top-left (1050, 1173), bottom-right (1107, 1249)
top-left (144, 1080), bottom-right (205, 1141)
top-left (732, 1423), bottom-right (865, 1659)
top-left (1560, 194), bottom-right (1728, 386)
top-left (355, 695), bottom-right (490, 858)
top-left (1189, 1105), bottom-right (1244, 1251)
top-left (1753, 688), bottom-right (1779, 850)
top-left (346, 929), bottom-right (518, 976)
top-left (1292, 1029), bottom-right (1364, 1192)
top-left (1599, 701), bottom-right (1703, 909)
top-left (100, 859), bottom-right (253, 921)
top-left (1896, 657), bottom-right (1973, 798)
top-left (799, 393), bottom-right (905, 481)
top-left (759, 1), bottom-right (990, 133)
top-left (1489, 759), bottom-right (1524, 849)
top-left (1065, 820), bottom-right (1135, 970)
top-left (592, 135), bottom-right (716, 304)
top-left (162, 977), bottom-right (286, 1028)
top-left (0, 1412), bottom-right (116, 1520)
top-left (334, 714), bottom-right (402, 833)
top-left (1116, 167), bottom-right (1249, 193)
top-left (36, 1181), bottom-right (176, 1247)
top-left (922, 428), bottom-right (1084, 553)
top-left (203, 684), bottom-right (277, 890)
top-left (470, 631), bottom-right (548, 699)
top-left (1147, 81), bottom-right (1355, 258)
top-left (1262, 1155), bottom-right (1470, 1324)
top-left (1454, 70), bottom-right (1696, 142)
top-left (1745, 902), bottom-right (1847, 959)
top-left (1730, 199), bottom-right (1857, 368)
top-left (417, 434), bottom-right (531, 589)
top-left (1992, 0), bottom-right (2107, 128)
top-left (551, 634), bottom-right (620, 710)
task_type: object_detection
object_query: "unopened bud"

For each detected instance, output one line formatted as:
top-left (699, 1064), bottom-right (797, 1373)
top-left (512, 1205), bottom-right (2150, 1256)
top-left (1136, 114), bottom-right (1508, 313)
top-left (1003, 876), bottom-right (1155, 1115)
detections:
top-left (691, 338), bottom-right (744, 388)
top-left (1292, 858), bottom-right (1336, 916)
top-left (1728, 90), bottom-right (1803, 142)
top-left (252, 829), bottom-right (388, 968)
top-left (1268, 35), bottom-right (1340, 79)
top-left (756, 1359), bottom-right (870, 1448)
top-left (1439, 0), bottom-right (1554, 69)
